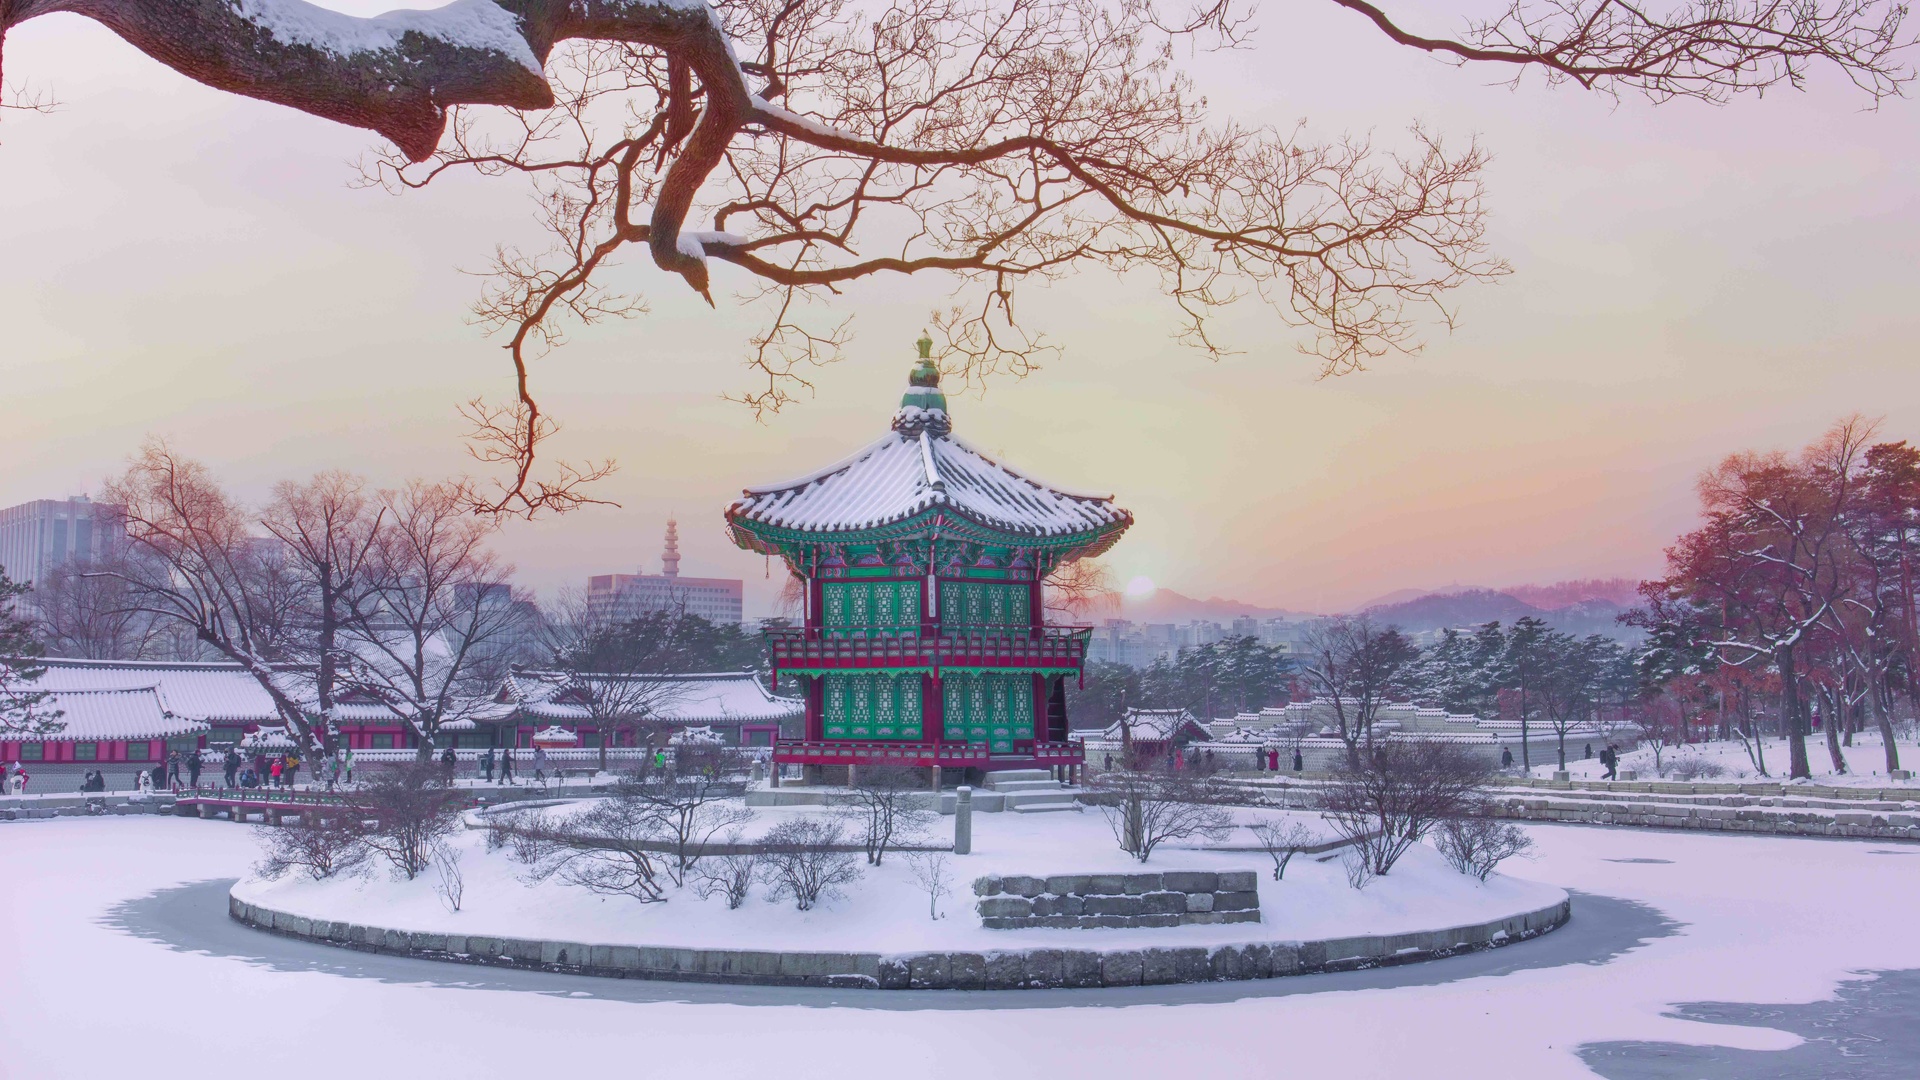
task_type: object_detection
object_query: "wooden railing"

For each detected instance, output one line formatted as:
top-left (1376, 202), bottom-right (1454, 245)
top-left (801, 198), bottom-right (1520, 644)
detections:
top-left (773, 739), bottom-right (1085, 766)
top-left (766, 625), bottom-right (1090, 670)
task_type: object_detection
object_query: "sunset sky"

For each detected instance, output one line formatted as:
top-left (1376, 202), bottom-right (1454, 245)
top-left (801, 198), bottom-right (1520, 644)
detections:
top-left (5, 0), bottom-right (1920, 618)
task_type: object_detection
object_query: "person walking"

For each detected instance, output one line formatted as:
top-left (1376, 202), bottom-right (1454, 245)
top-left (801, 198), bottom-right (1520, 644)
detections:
top-left (343, 748), bottom-right (356, 785)
top-left (284, 753), bottom-right (300, 789)
top-left (533, 746), bottom-right (549, 785)
top-left (269, 758), bottom-right (283, 789)
top-left (1602, 745), bottom-right (1619, 781)
top-left (326, 755), bottom-right (341, 791)
top-left (499, 748), bottom-right (515, 786)
top-left (1500, 746), bottom-right (1514, 770)
top-left (441, 745), bottom-right (458, 785)
top-left (166, 751), bottom-right (182, 793)
top-left (12, 762), bottom-right (29, 794)
top-left (223, 749), bottom-right (240, 789)
top-left (186, 751), bottom-right (203, 790)
top-left (1292, 748), bottom-right (1304, 773)
top-left (480, 748), bottom-right (495, 784)
top-left (1584, 743), bottom-right (1593, 761)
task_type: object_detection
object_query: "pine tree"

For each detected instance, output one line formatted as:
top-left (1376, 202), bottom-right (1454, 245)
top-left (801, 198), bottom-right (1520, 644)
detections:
top-left (1, 566), bottom-right (61, 736)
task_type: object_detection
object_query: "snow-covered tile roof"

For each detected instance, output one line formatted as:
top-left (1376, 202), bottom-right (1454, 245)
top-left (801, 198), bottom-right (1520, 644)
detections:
top-left (31, 658), bottom-right (281, 724)
top-left (496, 671), bottom-right (802, 725)
top-left (729, 428), bottom-right (1131, 541)
top-left (15, 687), bottom-right (209, 742)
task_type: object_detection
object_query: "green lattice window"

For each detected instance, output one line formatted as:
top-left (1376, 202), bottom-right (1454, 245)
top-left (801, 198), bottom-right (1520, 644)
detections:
top-left (822, 579), bottom-right (923, 636)
top-left (823, 673), bottom-right (925, 740)
top-left (938, 580), bottom-right (1031, 630)
top-left (940, 672), bottom-right (1034, 752)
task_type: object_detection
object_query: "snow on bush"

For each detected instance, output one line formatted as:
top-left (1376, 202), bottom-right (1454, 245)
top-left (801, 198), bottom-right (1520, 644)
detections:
top-left (759, 819), bottom-right (862, 911)
top-left (1434, 810), bottom-right (1533, 882)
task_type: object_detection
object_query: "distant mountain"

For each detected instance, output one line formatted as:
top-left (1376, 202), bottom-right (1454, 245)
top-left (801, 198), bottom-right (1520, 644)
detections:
top-left (1504, 578), bottom-right (1641, 609)
top-left (1120, 589), bottom-right (1310, 624)
top-left (1362, 585), bottom-right (1639, 641)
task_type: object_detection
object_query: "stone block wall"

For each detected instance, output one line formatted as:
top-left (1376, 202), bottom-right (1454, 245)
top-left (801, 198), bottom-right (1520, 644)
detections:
top-left (973, 870), bottom-right (1261, 929)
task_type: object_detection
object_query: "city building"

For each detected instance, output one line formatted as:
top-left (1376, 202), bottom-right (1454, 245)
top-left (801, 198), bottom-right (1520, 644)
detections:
top-left (727, 336), bottom-right (1132, 781)
top-left (587, 519), bottom-right (745, 624)
top-left (0, 496), bottom-right (123, 587)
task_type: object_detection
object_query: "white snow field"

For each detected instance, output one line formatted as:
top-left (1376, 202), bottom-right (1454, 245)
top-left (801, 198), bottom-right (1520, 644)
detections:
top-left (234, 807), bottom-right (1563, 953)
top-left (7, 817), bottom-right (1920, 1078)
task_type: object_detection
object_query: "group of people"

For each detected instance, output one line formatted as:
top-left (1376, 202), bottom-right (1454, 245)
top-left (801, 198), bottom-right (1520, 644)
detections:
top-left (474, 746), bottom-right (550, 785)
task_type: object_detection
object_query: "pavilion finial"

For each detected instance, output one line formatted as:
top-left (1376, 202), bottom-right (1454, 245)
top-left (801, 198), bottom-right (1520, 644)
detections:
top-left (894, 334), bottom-right (951, 436)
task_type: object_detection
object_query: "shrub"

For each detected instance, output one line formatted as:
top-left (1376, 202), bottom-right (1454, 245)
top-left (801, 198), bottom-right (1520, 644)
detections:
top-left (1434, 809), bottom-right (1533, 881)
top-left (1665, 756), bottom-right (1728, 781)
top-left (254, 811), bottom-right (367, 881)
top-left (1090, 769), bottom-right (1235, 863)
top-left (350, 763), bottom-right (464, 880)
top-left (1246, 819), bottom-right (1321, 881)
top-left (1323, 740), bottom-right (1489, 879)
top-left (759, 819), bottom-right (861, 910)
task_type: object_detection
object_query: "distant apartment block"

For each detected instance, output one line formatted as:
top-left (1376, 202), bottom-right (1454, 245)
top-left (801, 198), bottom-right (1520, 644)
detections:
top-left (0, 496), bottom-right (123, 587)
top-left (587, 518), bottom-right (744, 625)
top-left (1088, 616), bottom-right (1312, 667)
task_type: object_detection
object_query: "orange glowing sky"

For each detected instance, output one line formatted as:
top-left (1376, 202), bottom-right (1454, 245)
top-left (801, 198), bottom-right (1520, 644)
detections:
top-left (6, 1), bottom-right (1920, 617)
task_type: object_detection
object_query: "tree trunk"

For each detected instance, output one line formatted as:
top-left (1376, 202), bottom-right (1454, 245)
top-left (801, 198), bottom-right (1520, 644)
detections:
top-left (1871, 672), bottom-right (1901, 773)
top-left (1780, 643), bottom-right (1811, 780)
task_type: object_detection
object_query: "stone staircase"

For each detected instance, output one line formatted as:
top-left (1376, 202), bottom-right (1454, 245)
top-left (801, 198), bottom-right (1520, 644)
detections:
top-left (984, 769), bottom-right (1080, 813)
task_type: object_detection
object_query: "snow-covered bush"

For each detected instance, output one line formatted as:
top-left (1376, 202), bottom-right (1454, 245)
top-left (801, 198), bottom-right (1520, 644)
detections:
top-left (839, 765), bottom-right (934, 866)
top-left (254, 812), bottom-right (368, 882)
top-left (614, 758), bottom-right (754, 887)
top-left (431, 840), bottom-right (465, 913)
top-left (693, 831), bottom-right (759, 910)
top-left (759, 819), bottom-right (861, 911)
top-left (1434, 811), bottom-right (1533, 882)
top-left (1090, 769), bottom-right (1235, 863)
top-left (351, 763), bottom-right (464, 880)
top-left (1665, 756), bottom-right (1728, 781)
top-left (1246, 819), bottom-right (1320, 881)
top-left (513, 803), bottom-right (669, 903)
top-left (1323, 740), bottom-right (1488, 879)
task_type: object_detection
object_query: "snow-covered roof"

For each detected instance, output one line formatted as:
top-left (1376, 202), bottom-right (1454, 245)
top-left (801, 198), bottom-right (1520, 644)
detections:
top-left (31, 658), bottom-right (280, 724)
top-left (1091, 708), bottom-right (1210, 744)
top-left (494, 670), bottom-right (802, 726)
top-left (531, 725), bottom-right (579, 745)
top-left (5, 686), bottom-right (209, 742)
top-left (669, 725), bottom-right (725, 746)
top-left (727, 357), bottom-right (1131, 545)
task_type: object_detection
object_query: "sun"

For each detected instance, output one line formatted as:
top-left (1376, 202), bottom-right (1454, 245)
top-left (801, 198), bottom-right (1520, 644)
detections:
top-left (1124, 575), bottom-right (1156, 598)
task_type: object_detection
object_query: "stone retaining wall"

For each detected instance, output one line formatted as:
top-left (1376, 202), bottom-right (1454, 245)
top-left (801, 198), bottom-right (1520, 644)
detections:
top-left (228, 890), bottom-right (1569, 991)
top-left (973, 871), bottom-right (1261, 929)
top-left (1486, 796), bottom-right (1920, 840)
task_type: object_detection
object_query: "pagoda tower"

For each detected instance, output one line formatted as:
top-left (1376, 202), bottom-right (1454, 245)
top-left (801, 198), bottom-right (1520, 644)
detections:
top-left (726, 334), bottom-right (1131, 783)
top-left (661, 517), bottom-right (681, 579)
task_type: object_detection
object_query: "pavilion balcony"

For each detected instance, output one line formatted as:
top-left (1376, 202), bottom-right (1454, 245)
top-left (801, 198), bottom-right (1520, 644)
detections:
top-left (772, 738), bottom-right (1085, 768)
top-left (765, 624), bottom-right (1091, 673)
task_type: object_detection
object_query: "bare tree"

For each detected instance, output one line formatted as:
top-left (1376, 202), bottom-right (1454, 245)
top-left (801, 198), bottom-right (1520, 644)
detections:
top-left (904, 850), bottom-right (952, 920)
top-left (840, 765), bottom-right (934, 866)
top-left (9, 0), bottom-right (1899, 512)
top-left (618, 752), bottom-right (755, 886)
top-left (1434, 804), bottom-right (1533, 881)
top-left (101, 442), bottom-right (325, 750)
top-left (430, 839), bottom-right (467, 912)
top-left (1092, 768), bottom-right (1235, 862)
top-left (1322, 739), bottom-right (1488, 879)
top-left (514, 802), bottom-right (670, 903)
top-left (1245, 818), bottom-right (1321, 881)
top-left (691, 829), bottom-right (759, 909)
top-left (253, 811), bottom-right (369, 882)
top-left (351, 762), bottom-right (464, 879)
top-left (349, 479), bottom-right (533, 756)
top-left (759, 818), bottom-right (862, 911)
top-left (1043, 559), bottom-right (1119, 624)
top-left (29, 556), bottom-right (175, 660)
top-left (261, 471), bottom-right (389, 748)
top-left (540, 590), bottom-right (695, 770)
top-left (1299, 616), bottom-right (1418, 767)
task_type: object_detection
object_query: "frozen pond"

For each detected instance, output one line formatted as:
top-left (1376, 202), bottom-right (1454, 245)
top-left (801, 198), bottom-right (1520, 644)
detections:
top-left (5, 818), bottom-right (1920, 1077)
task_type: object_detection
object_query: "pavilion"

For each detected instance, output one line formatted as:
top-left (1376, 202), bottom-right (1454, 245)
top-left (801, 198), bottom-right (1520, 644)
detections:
top-left (726, 335), bottom-right (1132, 784)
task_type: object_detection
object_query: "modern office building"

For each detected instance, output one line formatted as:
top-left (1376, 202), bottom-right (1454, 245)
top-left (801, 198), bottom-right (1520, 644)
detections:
top-left (0, 496), bottom-right (123, 587)
top-left (587, 519), bottom-right (745, 625)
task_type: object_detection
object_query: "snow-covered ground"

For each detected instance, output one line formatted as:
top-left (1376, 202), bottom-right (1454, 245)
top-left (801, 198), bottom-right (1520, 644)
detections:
top-left (1526, 731), bottom-right (1919, 786)
top-left (235, 804), bottom-right (1561, 953)
top-left (8, 816), bottom-right (1920, 1078)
